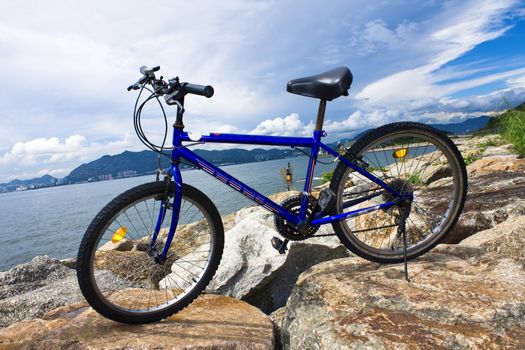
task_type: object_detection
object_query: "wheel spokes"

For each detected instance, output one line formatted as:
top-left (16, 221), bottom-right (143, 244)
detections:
top-left (338, 132), bottom-right (458, 252)
top-left (92, 195), bottom-right (214, 312)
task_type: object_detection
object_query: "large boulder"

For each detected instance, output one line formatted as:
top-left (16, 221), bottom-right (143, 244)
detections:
top-left (243, 240), bottom-right (350, 314)
top-left (277, 245), bottom-right (525, 349)
top-left (0, 255), bottom-right (72, 299)
top-left (207, 204), bottom-right (351, 313)
top-left (429, 155), bottom-right (525, 243)
top-left (460, 215), bottom-right (525, 264)
top-left (207, 205), bottom-right (288, 298)
top-left (0, 293), bottom-right (275, 350)
top-left (0, 256), bottom-right (83, 328)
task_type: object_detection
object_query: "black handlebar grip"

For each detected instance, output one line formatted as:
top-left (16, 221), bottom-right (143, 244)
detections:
top-left (183, 83), bottom-right (214, 98)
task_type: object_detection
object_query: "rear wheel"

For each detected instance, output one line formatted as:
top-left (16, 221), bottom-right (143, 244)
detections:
top-left (77, 182), bottom-right (224, 324)
top-left (330, 122), bottom-right (467, 263)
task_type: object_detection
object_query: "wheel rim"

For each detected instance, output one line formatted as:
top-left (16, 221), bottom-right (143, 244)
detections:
top-left (88, 192), bottom-right (215, 313)
top-left (335, 130), bottom-right (462, 255)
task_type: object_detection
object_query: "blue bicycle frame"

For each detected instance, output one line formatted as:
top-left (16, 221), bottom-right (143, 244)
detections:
top-left (152, 124), bottom-right (411, 260)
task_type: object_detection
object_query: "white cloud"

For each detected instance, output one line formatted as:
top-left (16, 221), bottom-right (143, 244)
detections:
top-left (405, 87), bottom-right (525, 116)
top-left (507, 74), bottom-right (525, 88)
top-left (250, 113), bottom-right (314, 136)
top-left (9, 135), bottom-right (87, 157)
top-left (0, 134), bottom-right (138, 181)
top-left (0, 0), bottom-right (524, 182)
top-left (249, 110), bottom-right (404, 140)
top-left (349, 19), bottom-right (419, 57)
top-left (356, 0), bottom-right (519, 103)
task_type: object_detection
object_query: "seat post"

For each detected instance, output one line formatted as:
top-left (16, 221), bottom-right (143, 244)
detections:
top-left (315, 100), bottom-right (327, 131)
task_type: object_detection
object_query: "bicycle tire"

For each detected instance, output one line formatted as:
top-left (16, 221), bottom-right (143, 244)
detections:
top-left (76, 181), bottom-right (224, 324)
top-left (330, 122), bottom-right (467, 263)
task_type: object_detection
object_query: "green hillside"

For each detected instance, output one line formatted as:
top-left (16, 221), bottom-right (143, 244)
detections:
top-left (66, 148), bottom-right (299, 183)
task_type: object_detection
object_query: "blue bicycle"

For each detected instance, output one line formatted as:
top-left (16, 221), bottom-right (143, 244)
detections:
top-left (77, 66), bottom-right (467, 323)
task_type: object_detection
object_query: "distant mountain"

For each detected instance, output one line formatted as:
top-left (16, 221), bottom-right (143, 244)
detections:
top-left (67, 150), bottom-right (162, 183)
top-left (514, 101), bottom-right (525, 111)
top-left (346, 115), bottom-right (492, 142)
top-left (66, 148), bottom-right (299, 183)
top-left (1, 174), bottom-right (57, 187)
top-left (3, 114), bottom-right (495, 188)
top-left (429, 115), bottom-right (491, 134)
top-left (65, 115), bottom-right (495, 183)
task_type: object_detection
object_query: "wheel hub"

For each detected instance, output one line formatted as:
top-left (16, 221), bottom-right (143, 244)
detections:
top-left (382, 178), bottom-right (413, 203)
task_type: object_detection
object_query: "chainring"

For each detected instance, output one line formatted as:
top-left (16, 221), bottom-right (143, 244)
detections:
top-left (274, 194), bottom-right (319, 241)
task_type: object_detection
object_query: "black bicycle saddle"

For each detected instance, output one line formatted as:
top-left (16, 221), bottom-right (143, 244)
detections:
top-left (287, 67), bottom-right (353, 101)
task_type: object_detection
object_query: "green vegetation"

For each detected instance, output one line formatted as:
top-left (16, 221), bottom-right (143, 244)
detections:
top-left (463, 153), bottom-right (480, 166)
top-left (368, 165), bottom-right (388, 173)
top-left (320, 169), bottom-right (334, 184)
top-left (472, 100), bottom-right (525, 156)
top-left (472, 117), bottom-right (502, 136)
top-left (500, 102), bottom-right (525, 156)
top-left (406, 172), bottom-right (424, 186)
top-left (67, 148), bottom-right (298, 183)
top-left (477, 136), bottom-right (504, 153)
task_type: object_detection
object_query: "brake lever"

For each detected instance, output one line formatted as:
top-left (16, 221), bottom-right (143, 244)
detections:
top-left (127, 83), bottom-right (138, 91)
top-left (126, 75), bottom-right (149, 92)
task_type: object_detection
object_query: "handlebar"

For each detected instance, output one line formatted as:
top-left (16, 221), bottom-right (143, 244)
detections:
top-left (127, 65), bottom-right (214, 100)
top-left (182, 83), bottom-right (214, 98)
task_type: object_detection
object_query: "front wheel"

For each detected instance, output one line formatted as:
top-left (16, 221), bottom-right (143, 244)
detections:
top-left (330, 122), bottom-right (467, 263)
top-left (76, 182), bottom-right (224, 324)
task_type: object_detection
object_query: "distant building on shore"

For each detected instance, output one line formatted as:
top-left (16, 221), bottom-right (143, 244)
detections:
top-left (98, 174), bottom-right (113, 181)
top-left (117, 170), bottom-right (138, 178)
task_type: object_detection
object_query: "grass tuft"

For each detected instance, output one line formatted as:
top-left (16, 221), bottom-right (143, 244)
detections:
top-left (320, 169), bottom-right (334, 184)
top-left (463, 154), bottom-right (480, 166)
top-left (501, 107), bottom-right (525, 156)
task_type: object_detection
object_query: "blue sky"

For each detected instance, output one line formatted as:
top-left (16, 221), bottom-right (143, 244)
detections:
top-left (0, 0), bottom-right (524, 182)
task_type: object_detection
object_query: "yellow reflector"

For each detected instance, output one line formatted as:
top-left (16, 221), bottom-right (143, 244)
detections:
top-left (393, 148), bottom-right (409, 159)
top-left (112, 226), bottom-right (128, 243)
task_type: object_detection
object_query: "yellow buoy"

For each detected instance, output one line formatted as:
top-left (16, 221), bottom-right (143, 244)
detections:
top-left (112, 226), bottom-right (128, 244)
top-left (393, 148), bottom-right (409, 159)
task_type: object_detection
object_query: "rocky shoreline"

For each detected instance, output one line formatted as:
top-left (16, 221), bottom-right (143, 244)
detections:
top-left (1, 135), bottom-right (524, 349)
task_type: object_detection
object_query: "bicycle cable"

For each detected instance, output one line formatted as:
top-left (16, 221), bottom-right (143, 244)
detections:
top-left (133, 85), bottom-right (173, 175)
top-left (293, 147), bottom-right (338, 164)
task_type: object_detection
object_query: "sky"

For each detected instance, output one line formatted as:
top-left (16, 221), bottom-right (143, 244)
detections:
top-left (1, 0), bottom-right (524, 182)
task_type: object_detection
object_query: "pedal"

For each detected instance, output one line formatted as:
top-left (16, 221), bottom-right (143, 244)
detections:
top-left (271, 237), bottom-right (289, 254)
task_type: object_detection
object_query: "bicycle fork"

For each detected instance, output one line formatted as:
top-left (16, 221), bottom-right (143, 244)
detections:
top-left (148, 170), bottom-right (183, 263)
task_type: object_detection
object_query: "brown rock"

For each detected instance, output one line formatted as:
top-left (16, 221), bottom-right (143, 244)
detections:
top-left (427, 155), bottom-right (525, 243)
top-left (0, 293), bottom-right (274, 350)
top-left (278, 245), bottom-right (525, 349)
top-left (270, 307), bottom-right (286, 350)
top-left (467, 155), bottom-right (525, 177)
top-left (481, 144), bottom-right (516, 158)
top-left (460, 215), bottom-right (525, 263)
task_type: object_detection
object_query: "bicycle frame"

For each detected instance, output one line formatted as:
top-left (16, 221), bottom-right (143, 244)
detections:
top-left (152, 125), bottom-right (411, 260)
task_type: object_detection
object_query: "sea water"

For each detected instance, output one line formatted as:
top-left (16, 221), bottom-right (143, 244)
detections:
top-left (0, 156), bottom-right (336, 271)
